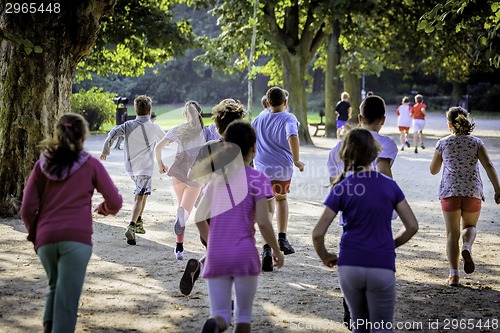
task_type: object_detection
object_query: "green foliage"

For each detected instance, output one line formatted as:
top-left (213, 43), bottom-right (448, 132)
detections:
top-left (418, 0), bottom-right (500, 68)
top-left (76, 0), bottom-right (195, 80)
top-left (71, 88), bottom-right (117, 131)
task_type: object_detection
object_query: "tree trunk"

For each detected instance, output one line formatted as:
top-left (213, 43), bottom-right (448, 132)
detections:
top-left (0, 1), bottom-right (117, 216)
top-left (451, 81), bottom-right (466, 106)
top-left (282, 53), bottom-right (313, 145)
top-left (344, 72), bottom-right (361, 122)
top-left (325, 28), bottom-right (342, 138)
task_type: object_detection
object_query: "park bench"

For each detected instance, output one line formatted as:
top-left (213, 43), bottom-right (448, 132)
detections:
top-left (309, 110), bottom-right (325, 137)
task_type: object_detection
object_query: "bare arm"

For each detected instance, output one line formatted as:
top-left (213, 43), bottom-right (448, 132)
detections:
top-left (256, 198), bottom-right (284, 268)
top-left (394, 199), bottom-right (419, 248)
top-left (376, 158), bottom-right (393, 178)
top-left (348, 107), bottom-right (353, 120)
top-left (155, 137), bottom-right (171, 173)
top-left (288, 135), bottom-right (304, 171)
top-left (478, 145), bottom-right (500, 203)
top-left (312, 206), bottom-right (338, 267)
top-left (429, 150), bottom-right (443, 175)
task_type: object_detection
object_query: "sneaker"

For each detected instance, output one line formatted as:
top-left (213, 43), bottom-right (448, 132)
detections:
top-left (447, 275), bottom-right (459, 287)
top-left (279, 238), bottom-right (295, 255)
top-left (201, 318), bottom-right (220, 333)
top-left (135, 219), bottom-right (146, 234)
top-left (174, 207), bottom-right (186, 236)
top-left (414, 147), bottom-right (418, 154)
top-left (462, 248), bottom-right (475, 274)
top-left (180, 259), bottom-right (201, 295)
top-left (405, 140), bottom-right (411, 148)
top-left (400, 145), bottom-right (405, 151)
top-left (174, 248), bottom-right (184, 260)
top-left (261, 247), bottom-right (273, 272)
top-left (420, 143), bottom-right (425, 149)
top-left (125, 224), bottom-right (136, 245)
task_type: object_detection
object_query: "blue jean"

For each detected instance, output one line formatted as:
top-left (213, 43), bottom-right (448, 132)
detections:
top-left (38, 241), bottom-right (92, 333)
top-left (338, 266), bottom-right (396, 333)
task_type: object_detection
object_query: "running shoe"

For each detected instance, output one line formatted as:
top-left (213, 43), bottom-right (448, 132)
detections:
top-left (180, 259), bottom-right (201, 295)
top-left (462, 248), bottom-right (475, 274)
top-left (174, 248), bottom-right (184, 260)
top-left (135, 218), bottom-right (146, 234)
top-left (261, 247), bottom-right (273, 272)
top-left (125, 224), bottom-right (136, 245)
top-left (420, 143), bottom-right (425, 149)
top-left (279, 238), bottom-right (295, 255)
top-left (201, 318), bottom-right (220, 333)
top-left (447, 275), bottom-right (459, 287)
top-left (414, 147), bottom-right (418, 154)
top-left (405, 140), bottom-right (411, 148)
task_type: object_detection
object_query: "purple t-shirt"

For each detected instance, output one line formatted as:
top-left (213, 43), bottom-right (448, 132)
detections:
top-left (324, 171), bottom-right (405, 271)
top-left (203, 166), bottom-right (273, 278)
top-left (252, 111), bottom-right (299, 181)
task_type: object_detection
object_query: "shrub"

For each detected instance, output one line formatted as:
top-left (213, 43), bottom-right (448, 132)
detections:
top-left (71, 88), bottom-right (117, 131)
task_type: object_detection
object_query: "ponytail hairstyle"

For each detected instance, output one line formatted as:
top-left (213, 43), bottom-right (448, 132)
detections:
top-left (331, 128), bottom-right (381, 187)
top-left (40, 113), bottom-right (89, 178)
top-left (212, 98), bottom-right (247, 135)
top-left (184, 100), bottom-right (204, 129)
top-left (446, 106), bottom-right (475, 136)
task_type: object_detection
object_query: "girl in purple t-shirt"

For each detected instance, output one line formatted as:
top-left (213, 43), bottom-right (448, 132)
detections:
top-left (200, 121), bottom-right (284, 333)
top-left (430, 107), bottom-right (500, 286)
top-left (313, 128), bottom-right (418, 332)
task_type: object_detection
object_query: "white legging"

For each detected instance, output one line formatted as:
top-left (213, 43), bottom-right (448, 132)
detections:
top-left (207, 275), bottom-right (258, 327)
top-left (338, 266), bottom-right (396, 333)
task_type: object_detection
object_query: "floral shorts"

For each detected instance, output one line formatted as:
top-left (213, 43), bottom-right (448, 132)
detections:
top-left (131, 175), bottom-right (152, 195)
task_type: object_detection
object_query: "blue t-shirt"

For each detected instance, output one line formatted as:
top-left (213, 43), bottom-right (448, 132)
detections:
top-left (324, 171), bottom-right (405, 271)
top-left (252, 111), bottom-right (299, 181)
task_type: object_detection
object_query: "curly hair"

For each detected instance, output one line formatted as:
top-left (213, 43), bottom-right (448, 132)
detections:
top-left (211, 99), bottom-right (247, 135)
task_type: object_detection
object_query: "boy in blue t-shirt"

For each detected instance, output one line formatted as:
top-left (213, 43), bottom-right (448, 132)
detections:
top-left (252, 87), bottom-right (304, 272)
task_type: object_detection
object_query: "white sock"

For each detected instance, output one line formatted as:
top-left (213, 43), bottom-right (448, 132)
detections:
top-left (450, 268), bottom-right (459, 277)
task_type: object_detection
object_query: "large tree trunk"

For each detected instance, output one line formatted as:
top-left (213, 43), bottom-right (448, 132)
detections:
top-left (344, 72), bottom-right (361, 122)
top-left (325, 26), bottom-right (342, 138)
top-left (0, 1), bottom-right (116, 216)
top-left (451, 81), bottom-right (466, 107)
top-left (282, 53), bottom-right (313, 145)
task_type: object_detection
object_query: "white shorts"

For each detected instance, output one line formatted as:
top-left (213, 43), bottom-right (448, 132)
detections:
top-left (412, 119), bottom-right (425, 132)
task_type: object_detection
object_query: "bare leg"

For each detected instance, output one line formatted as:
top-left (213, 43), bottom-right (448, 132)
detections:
top-left (400, 131), bottom-right (405, 146)
top-left (131, 195), bottom-right (146, 222)
top-left (443, 210), bottom-right (462, 270)
top-left (419, 131), bottom-right (425, 146)
top-left (413, 132), bottom-right (418, 148)
top-left (275, 194), bottom-right (288, 233)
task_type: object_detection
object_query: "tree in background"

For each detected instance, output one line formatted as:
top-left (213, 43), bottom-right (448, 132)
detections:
top-left (0, 0), bottom-right (193, 216)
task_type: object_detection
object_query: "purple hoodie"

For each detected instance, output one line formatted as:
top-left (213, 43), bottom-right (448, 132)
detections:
top-left (21, 151), bottom-right (122, 250)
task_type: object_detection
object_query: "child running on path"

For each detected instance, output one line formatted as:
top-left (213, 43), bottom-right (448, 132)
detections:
top-left (100, 95), bottom-right (165, 245)
top-left (179, 99), bottom-right (246, 295)
top-left (200, 121), bottom-right (284, 333)
top-left (430, 107), bottom-right (500, 286)
top-left (412, 94), bottom-right (427, 153)
top-left (21, 113), bottom-right (122, 333)
top-left (396, 96), bottom-right (412, 151)
top-left (155, 101), bottom-right (218, 260)
top-left (252, 86), bottom-right (304, 272)
top-left (313, 128), bottom-right (418, 333)
top-left (335, 91), bottom-right (353, 140)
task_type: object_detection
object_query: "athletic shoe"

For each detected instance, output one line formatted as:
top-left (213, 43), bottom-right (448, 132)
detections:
top-left (279, 238), bottom-right (295, 255)
top-left (462, 248), bottom-right (475, 274)
top-left (261, 247), bottom-right (273, 272)
top-left (342, 297), bottom-right (352, 331)
top-left (414, 147), bottom-right (418, 154)
top-left (447, 275), bottom-right (459, 287)
top-left (420, 143), bottom-right (425, 149)
top-left (405, 140), bottom-right (411, 148)
top-left (135, 219), bottom-right (146, 234)
top-left (125, 224), bottom-right (136, 245)
top-left (400, 145), bottom-right (405, 151)
top-left (174, 207), bottom-right (186, 236)
top-left (174, 248), bottom-right (184, 260)
top-left (201, 318), bottom-right (220, 333)
top-left (180, 259), bottom-right (201, 295)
